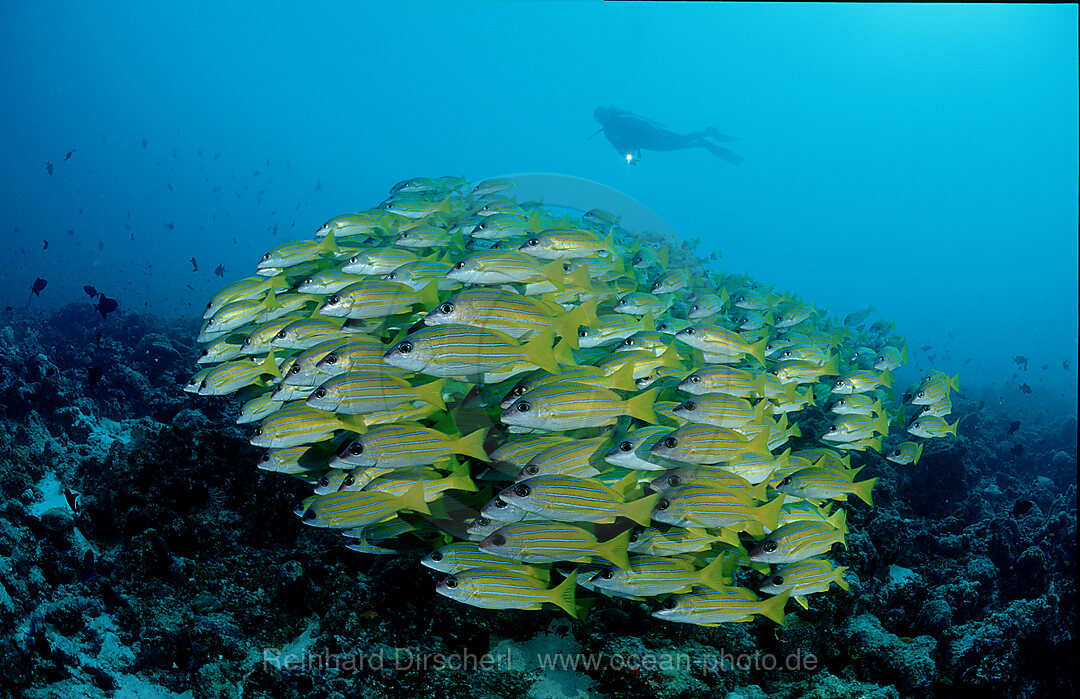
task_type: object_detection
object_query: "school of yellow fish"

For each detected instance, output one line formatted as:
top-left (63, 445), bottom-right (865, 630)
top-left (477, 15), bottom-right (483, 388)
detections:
top-left (188, 175), bottom-right (959, 626)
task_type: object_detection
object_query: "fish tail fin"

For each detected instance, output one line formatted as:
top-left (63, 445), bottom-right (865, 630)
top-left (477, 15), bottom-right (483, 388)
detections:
top-left (949, 373), bottom-right (961, 393)
top-left (748, 337), bottom-right (768, 366)
top-left (598, 529), bottom-right (632, 570)
top-left (625, 388), bottom-right (659, 425)
top-left (880, 368), bottom-right (894, 389)
top-left (417, 280), bottom-right (439, 310)
top-left (522, 330), bottom-right (560, 375)
top-left (658, 345), bottom-right (685, 371)
top-left (548, 571), bottom-right (579, 618)
top-left (866, 436), bottom-right (883, 453)
top-left (602, 230), bottom-right (615, 253)
top-left (320, 230), bottom-right (339, 256)
top-left (455, 427), bottom-right (490, 461)
top-left (829, 507), bottom-right (849, 534)
top-left (445, 459), bottom-right (478, 493)
top-left (759, 589), bottom-right (790, 625)
top-left (624, 493), bottom-right (660, 527)
top-left (698, 554), bottom-right (732, 592)
top-left (399, 483), bottom-right (431, 515)
top-left (657, 246), bottom-right (669, 268)
top-left (853, 477), bottom-right (878, 506)
top-left (874, 413), bottom-right (889, 435)
top-left (568, 266), bottom-right (592, 292)
top-left (795, 596), bottom-right (809, 610)
top-left (259, 350), bottom-right (281, 378)
top-left (787, 421), bottom-right (802, 439)
top-left (262, 289), bottom-right (282, 310)
top-left (336, 414), bottom-right (368, 434)
top-left (642, 314), bottom-right (657, 332)
top-left (834, 566), bottom-right (851, 591)
top-left (450, 228), bottom-right (465, 250)
top-left (747, 429), bottom-right (771, 458)
top-left (872, 398), bottom-right (883, 415)
top-left (756, 496), bottom-right (784, 532)
top-left (901, 343), bottom-right (909, 363)
top-left (539, 260), bottom-right (565, 289)
top-left (526, 564), bottom-right (551, 584)
top-left (552, 339), bottom-right (577, 370)
top-left (748, 479), bottom-right (768, 503)
top-left (948, 419), bottom-right (959, 436)
top-left (416, 379), bottom-right (447, 411)
top-left (913, 442), bottom-right (924, 466)
top-left (607, 362), bottom-right (638, 392)
top-left (821, 355), bottom-right (840, 376)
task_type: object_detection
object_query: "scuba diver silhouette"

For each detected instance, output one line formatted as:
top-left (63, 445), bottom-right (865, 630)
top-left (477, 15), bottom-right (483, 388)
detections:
top-left (591, 106), bottom-right (743, 165)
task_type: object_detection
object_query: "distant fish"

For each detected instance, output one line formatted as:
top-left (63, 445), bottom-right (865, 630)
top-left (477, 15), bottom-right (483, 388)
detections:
top-left (66, 229), bottom-right (74, 236)
top-left (167, 183), bottom-right (174, 191)
top-left (164, 222), bottom-right (175, 230)
top-left (1019, 383), bottom-right (1032, 394)
top-left (1065, 361), bottom-right (1070, 371)
top-left (1013, 355), bottom-right (1028, 370)
top-left (214, 264), bottom-right (225, 277)
top-left (1011, 499), bottom-right (1034, 517)
top-left (42, 240), bottom-right (48, 250)
top-left (141, 137), bottom-right (148, 149)
top-left (83, 285), bottom-right (98, 298)
top-left (1007, 420), bottom-right (1020, 436)
top-left (315, 178), bottom-right (322, 191)
top-left (190, 257), bottom-right (198, 272)
top-left (920, 345), bottom-right (931, 352)
top-left (1010, 444), bottom-right (1024, 457)
top-left (1041, 364), bottom-right (1048, 371)
top-left (88, 366), bottom-right (103, 387)
top-left (30, 278), bottom-right (47, 296)
top-left (844, 305), bottom-right (874, 327)
top-left (64, 149), bottom-right (75, 161)
top-left (46, 161), bottom-right (54, 176)
top-left (95, 294), bottom-right (118, 319)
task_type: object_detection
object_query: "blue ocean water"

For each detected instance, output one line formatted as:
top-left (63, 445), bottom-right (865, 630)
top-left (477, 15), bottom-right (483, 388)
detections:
top-left (1, 1), bottom-right (1076, 414)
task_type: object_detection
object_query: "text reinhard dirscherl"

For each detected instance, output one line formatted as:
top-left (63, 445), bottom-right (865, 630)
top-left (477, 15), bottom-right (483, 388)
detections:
top-left (262, 647), bottom-right (819, 674)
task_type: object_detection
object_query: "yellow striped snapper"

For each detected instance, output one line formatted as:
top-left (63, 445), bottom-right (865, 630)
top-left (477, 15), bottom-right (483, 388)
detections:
top-left (257, 443), bottom-right (337, 475)
top-left (829, 393), bottom-right (882, 416)
top-left (500, 364), bottom-right (637, 408)
top-left (774, 357), bottom-right (840, 385)
top-left (381, 193), bottom-right (455, 219)
top-left (602, 426), bottom-right (671, 472)
top-left (198, 337), bottom-right (245, 365)
top-left (627, 527), bottom-right (736, 556)
top-left (749, 521), bottom-right (846, 564)
top-left (329, 424), bottom-right (487, 469)
top-left (501, 384), bottom-right (658, 431)
top-left (394, 225), bottom-right (463, 250)
top-left (613, 292), bottom-right (672, 316)
top-left (519, 229), bottom-right (613, 260)
top-left (203, 275), bottom-right (289, 319)
top-left (675, 324), bottom-right (767, 364)
top-left (423, 289), bottom-right (595, 343)
top-left (678, 366), bottom-right (766, 398)
top-left (732, 288), bottom-right (772, 311)
top-left (822, 413), bottom-right (888, 443)
top-left (317, 280), bottom-right (437, 319)
top-left (257, 233), bottom-right (339, 271)
top-left (298, 483), bottom-right (430, 529)
top-left (652, 587), bottom-right (790, 627)
top-left (313, 339), bottom-right (408, 377)
top-left (280, 339), bottom-right (351, 387)
top-left (384, 258), bottom-right (457, 291)
top-left (774, 303), bottom-right (815, 329)
top-left (306, 373), bottom-right (446, 414)
top-left (631, 245), bottom-right (668, 270)
top-left (649, 467), bottom-right (767, 500)
top-left (489, 434), bottom-right (576, 469)
top-left (774, 342), bottom-right (830, 366)
top-left (915, 396), bottom-right (952, 418)
top-left (778, 500), bottom-right (848, 532)
top-left (591, 555), bottom-right (729, 598)
top-left (498, 475), bottom-right (658, 526)
top-left (436, 569), bottom-right (578, 616)
top-left (253, 292), bottom-right (323, 324)
top-left (908, 416), bottom-right (959, 439)
top-left (480, 521), bottom-right (632, 569)
top-left (341, 248), bottom-right (422, 275)
top-left (831, 368), bottom-right (893, 395)
top-left (295, 271), bottom-right (364, 295)
top-left (577, 314), bottom-right (653, 348)
top-left (359, 464), bottom-right (476, 499)
top-left (672, 394), bottom-right (770, 428)
top-left (250, 404), bottom-right (365, 448)
top-left (422, 542), bottom-right (550, 582)
top-left (652, 485), bottom-right (783, 531)
top-left (469, 212), bottom-right (537, 240)
top-left (650, 424), bottom-right (770, 464)
top-left (874, 345), bottom-right (907, 371)
top-left (515, 436), bottom-right (612, 480)
top-left (447, 251), bottom-right (561, 286)
top-left (759, 558), bottom-right (849, 609)
top-left (723, 450), bottom-right (791, 485)
top-left (198, 294), bottom-right (281, 341)
top-left (887, 441), bottom-right (924, 465)
top-left (238, 391), bottom-right (285, 425)
top-left (315, 211), bottom-right (405, 239)
top-left (197, 353), bottom-right (282, 396)
top-left (687, 294), bottom-right (725, 320)
top-left (912, 371), bottom-right (960, 405)
top-left (650, 267), bottom-right (691, 294)
top-left (270, 317), bottom-right (353, 351)
top-left (390, 175), bottom-right (466, 195)
top-left (776, 466), bottom-right (878, 505)
top-left (771, 383), bottom-right (816, 414)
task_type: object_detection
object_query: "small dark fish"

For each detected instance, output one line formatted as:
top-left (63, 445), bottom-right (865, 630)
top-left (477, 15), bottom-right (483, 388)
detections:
top-left (95, 294), bottom-right (118, 319)
top-left (1007, 420), bottom-right (1021, 436)
top-left (78, 550), bottom-right (97, 582)
top-left (88, 366), bottom-right (103, 387)
top-left (1065, 361), bottom-right (1070, 371)
top-left (31, 278), bottom-right (47, 296)
top-left (1014, 355), bottom-right (1028, 370)
top-left (64, 149), bottom-right (75, 161)
top-left (63, 487), bottom-right (81, 513)
top-left (920, 345), bottom-right (932, 352)
top-left (1011, 499), bottom-right (1034, 517)
top-left (164, 222), bottom-right (175, 230)
top-left (1019, 383), bottom-right (1032, 394)
top-left (46, 161), bottom-right (53, 176)
top-left (977, 400), bottom-right (985, 410)
top-left (84, 285), bottom-right (98, 298)
top-left (130, 232), bottom-right (135, 241)
top-left (1041, 364), bottom-right (1048, 371)
top-left (190, 257), bottom-right (198, 272)
top-left (315, 178), bottom-right (322, 191)
top-left (42, 240), bottom-right (48, 250)
top-left (214, 264), bottom-right (225, 277)
top-left (1010, 444), bottom-right (1024, 457)
top-left (141, 138), bottom-right (148, 149)
top-left (66, 229), bottom-right (74, 236)
top-left (167, 183), bottom-right (173, 191)
top-left (98, 240), bottom-right (104, 251)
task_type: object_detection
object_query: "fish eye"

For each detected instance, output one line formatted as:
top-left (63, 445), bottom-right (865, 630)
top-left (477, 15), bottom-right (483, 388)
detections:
top-left (343, 475), bottom-right (356, 486)
top-left (523, 465), bottom-right (539, 476)
top-left (629, 531), bottom-right (639, 542)
top-left (834, 379), bottom-right (844, 387)
top-left (324, 354), bottom-right (338, 364)
top-left (454, 261), bottom-right (465, 270)
top-left (349, 443), bottom-right (364, 455)
top-left (261, 253), bottom-right (270, 260)
top-left (772, 575), bottom-right (784, 585)
top-left (684, 327), bottom-right (695, 335)
top-left (913, 421), bottom-right (921, 428)
top-left (661, 599), bottom-right (677, 610)
top-left (398, 341), bottom-right (413, 354)
top-left (690, 376), bottom-right (701, 384)
top-left (527, 238), bottom-right (539, 246)
top-left (837, 399), bottom-right (845, 406)
top-left (623, 338), bottom-right (634, 346)
top-left (329, 295), bottom-right (341, 304)
top-left (314, 388), bottom-right (327, 398)
top-left (493, 498), bottom-right (508, 508)
top-left (318, 475), bottom-right (331, 487)
top-left (386, 272), bottom-right (396, 280)
top-left (578, 328), bottom-right (589, 338)
top-left (599, 569), bottom-right (614, 580)
top-left (399, 232), bottom-right (408, 238)
top-left (258, 453), bottom-right (271, 463)
top-left (430, 551), bottom-right (443, 562)
top-left (440, 302), bottom-right (455, 314)
top-left (349, 257), bottom-right (359, 264)
top-left (619, 441), bottom-right (633, 452)
top-left (513, 484), bottom-right (531, 498)
top-left (682, 401), bottom-right (696, 411)
top-left (289, 363), bottom-right (301, 374)
top-left (917, 391), bottom-right (925, 398)
top-left (781, 476), bottom-right (792, 485)
top-left (764, 541), bottom-right (777, 552)
top-left (253, 428), bottom-right (262, 436)
top-left (826, 426), bottom-right (837, 433)
top-left (516, 400), bottom-right (531, 412)
top-left (490, 534), bottom-right (506, 546)
top-left (474, 516), bottom-right (490, 526)
top-left (664, 437), bottom-right (678, 448)
top-left (657, 498), bottom-right (670, 510)
top-left (444, 576), bottom-right (458, 588)
top-left (276, 330), bottom-right (288, 339)
top-left (303, 509), bottom-right (316, 520)
top-left (668, 475), bottom-right (682, 487)
top-left (690, 305), bottom-right (698, 312)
